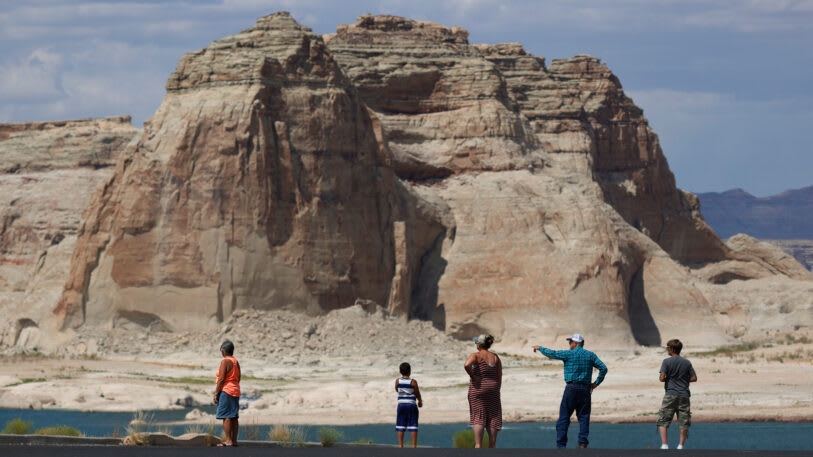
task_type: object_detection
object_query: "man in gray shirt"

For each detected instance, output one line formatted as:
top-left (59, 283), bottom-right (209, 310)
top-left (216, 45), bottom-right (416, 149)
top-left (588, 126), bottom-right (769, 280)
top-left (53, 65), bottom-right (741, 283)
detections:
top-left (657, 339), bottom-right (697, 449)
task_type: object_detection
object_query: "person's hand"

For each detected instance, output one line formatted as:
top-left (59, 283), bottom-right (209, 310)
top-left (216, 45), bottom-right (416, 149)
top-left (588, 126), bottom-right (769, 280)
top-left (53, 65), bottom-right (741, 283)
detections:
top-left (213, 393), bottom-right (219, 405)
top-left (418, 399), bottom-right (423, 408)
top-left (532, 345), bottom-right (540, 352)
top-left (590, 383), bottom-right (597, 393)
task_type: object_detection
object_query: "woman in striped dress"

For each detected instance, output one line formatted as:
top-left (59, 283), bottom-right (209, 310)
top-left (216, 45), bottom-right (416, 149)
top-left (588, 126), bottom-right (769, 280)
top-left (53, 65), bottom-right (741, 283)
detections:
top-left (465, 334), bottom-right (502, 448)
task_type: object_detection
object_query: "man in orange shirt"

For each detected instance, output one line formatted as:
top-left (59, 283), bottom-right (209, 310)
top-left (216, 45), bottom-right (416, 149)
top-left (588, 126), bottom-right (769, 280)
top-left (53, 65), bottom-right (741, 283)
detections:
top-left (214, 340), bottom-right (241, 446)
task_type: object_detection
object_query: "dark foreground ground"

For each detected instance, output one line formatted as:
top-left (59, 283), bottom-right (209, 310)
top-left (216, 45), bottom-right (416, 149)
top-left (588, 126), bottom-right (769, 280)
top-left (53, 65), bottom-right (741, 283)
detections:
top-left (1, 434), bottom-right (811, 456)
top-left (1, 444), bottom-right (811, 457)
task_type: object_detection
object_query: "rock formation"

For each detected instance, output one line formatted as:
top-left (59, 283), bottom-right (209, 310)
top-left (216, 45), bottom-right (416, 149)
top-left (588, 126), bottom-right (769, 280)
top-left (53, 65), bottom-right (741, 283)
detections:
top-left (767, 239), bottom-right (813, 271)
top-left (1, 13), bottom-right (810, 353)
top-left (0, 116), bottom-right (139, 348)
top-left (323, 15), bottom-right (798, 346)
top-left (55, 13), bottom-right (410, 334)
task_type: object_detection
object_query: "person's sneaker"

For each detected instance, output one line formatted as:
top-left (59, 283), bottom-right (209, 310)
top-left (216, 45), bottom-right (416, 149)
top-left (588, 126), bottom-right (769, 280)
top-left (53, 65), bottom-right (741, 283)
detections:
top-left (677, 444), bottom-right (684, 449)
top-left (660, 444), bottom-right (669, 449)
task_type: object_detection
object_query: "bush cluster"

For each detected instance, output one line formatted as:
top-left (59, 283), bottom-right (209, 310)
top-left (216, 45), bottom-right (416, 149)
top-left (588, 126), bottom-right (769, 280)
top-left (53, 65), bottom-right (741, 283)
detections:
top-left (2, 419), bottom-right (82, 437)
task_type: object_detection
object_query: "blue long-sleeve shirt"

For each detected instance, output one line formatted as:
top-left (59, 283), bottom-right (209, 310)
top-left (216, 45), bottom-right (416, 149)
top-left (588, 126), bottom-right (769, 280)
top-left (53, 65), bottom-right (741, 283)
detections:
top-left (538, 345), bottom-right (608, 386)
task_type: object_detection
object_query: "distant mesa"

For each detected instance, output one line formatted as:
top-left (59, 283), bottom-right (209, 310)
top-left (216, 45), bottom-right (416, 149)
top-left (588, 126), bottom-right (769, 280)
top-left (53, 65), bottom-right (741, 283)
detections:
top-left (698, 186), bottom-right (813, 271)
top-left (697, 186), bottom-right (813, 240)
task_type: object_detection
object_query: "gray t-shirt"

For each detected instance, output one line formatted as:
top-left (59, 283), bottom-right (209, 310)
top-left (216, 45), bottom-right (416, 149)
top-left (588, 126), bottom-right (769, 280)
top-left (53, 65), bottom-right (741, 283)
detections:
top-left (660, 355), bottom-right (695, 397)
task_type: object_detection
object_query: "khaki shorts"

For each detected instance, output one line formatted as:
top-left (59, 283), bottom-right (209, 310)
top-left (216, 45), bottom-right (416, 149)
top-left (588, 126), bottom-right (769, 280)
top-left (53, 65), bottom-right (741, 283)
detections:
top-left (657, 395), bottom-right (691, 429)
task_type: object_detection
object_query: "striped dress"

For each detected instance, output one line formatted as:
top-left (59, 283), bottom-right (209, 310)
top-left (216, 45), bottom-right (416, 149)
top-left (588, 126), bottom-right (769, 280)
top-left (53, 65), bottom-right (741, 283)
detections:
top-left (468, 357), bottom-right (502, 430)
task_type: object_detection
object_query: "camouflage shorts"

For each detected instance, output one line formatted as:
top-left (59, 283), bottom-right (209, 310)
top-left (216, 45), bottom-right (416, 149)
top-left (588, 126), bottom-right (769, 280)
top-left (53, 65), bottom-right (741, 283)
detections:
top-left (656, 395), bottom-right (691, 429)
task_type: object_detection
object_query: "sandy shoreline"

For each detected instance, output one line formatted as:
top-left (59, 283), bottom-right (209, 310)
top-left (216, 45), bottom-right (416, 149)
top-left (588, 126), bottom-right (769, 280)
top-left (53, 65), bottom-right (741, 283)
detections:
top-left (1, 342), bottom-right (811, 427)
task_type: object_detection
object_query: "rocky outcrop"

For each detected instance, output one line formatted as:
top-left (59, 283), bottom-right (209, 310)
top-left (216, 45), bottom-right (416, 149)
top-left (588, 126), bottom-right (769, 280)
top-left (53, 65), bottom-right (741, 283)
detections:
top-left (326, 16), bottom-right (542, 180)
top-left (55, 13), bottom-right (411, 333)
top-left (693, 234), bottom-right (813, 284)
top-left (1, 13), bottom-right (809, 352)
top-left (473, 44), bottom-right (729, 264)
top-left (767, 239), bottom-right (813, 271)
top-left (0, 116), bottom-right (135, 173)
top-left (324, 15), bottom-right (741, 346)
top-left (0, 116), bottom-right (137, 276)
top-left (0, 116), bottom-right (139, 348)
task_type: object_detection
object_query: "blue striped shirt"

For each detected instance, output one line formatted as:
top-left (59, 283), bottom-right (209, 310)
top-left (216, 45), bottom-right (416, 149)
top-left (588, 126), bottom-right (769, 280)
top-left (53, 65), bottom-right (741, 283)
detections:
top-left (538, 345), bottom-right (608, 386)
top-left (397, 377), bottom-right (417, 404)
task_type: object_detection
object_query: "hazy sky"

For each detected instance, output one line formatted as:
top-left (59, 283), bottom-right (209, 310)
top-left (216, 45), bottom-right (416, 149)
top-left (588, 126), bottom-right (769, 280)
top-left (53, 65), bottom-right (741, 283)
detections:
top-left (2, 1), bottom-right (811, 197)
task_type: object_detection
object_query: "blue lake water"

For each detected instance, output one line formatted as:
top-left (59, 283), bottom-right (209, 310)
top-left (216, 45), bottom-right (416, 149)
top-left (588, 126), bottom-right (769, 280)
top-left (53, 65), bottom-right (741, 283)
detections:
top-left (1, 408), bottom-right (811, 450)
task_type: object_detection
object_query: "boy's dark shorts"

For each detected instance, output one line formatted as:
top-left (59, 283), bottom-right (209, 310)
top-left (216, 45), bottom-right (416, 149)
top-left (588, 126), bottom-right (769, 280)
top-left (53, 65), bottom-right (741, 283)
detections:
top-left (395, 403), bottom-right (419, 431)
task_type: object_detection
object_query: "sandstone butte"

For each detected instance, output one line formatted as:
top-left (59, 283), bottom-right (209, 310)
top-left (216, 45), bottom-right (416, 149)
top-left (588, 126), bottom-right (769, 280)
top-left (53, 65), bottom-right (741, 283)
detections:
top-left (1, 12), bottom-right (811, 355)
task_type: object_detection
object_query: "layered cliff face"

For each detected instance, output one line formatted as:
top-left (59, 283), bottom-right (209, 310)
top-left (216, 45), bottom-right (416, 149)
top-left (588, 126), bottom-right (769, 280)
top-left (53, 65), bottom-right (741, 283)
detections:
top-left (2, 13), bottom-right (809, 352)
top-left (56, 13), bottom-right (408, 332)
top-left (0, 116), bottom-right (140, 348)
top-left (326, 16), bottom-right (542, 179)
top-left (473, 44), bottom-right (729, 264)
top-left (325, 15), bottom-right (735, 346)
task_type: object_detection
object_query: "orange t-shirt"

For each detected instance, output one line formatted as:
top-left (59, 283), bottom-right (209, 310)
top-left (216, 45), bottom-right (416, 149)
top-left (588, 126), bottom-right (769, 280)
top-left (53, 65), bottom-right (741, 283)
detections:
top-left (216, 355), bottom-right (241, 397)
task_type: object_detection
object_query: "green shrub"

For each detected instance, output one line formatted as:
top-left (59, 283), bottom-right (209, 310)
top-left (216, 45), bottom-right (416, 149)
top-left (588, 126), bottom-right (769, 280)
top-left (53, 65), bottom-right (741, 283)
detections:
top-left (34, 425), bottom-right (82, 437)
top-left (2, 418), bottom-right (33, 435)
top-left (318, 427), bottom-right (342, 447)
top-left (453, 429), bottom-right (489, 448)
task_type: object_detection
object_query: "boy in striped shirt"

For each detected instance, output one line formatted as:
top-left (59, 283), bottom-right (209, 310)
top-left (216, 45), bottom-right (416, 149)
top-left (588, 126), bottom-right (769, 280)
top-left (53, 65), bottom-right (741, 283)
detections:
top-left (395, 362), bottom-right (423, 447)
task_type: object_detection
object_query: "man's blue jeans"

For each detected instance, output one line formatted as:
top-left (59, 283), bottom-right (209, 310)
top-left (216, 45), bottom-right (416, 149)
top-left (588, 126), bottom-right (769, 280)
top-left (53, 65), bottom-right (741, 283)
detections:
top-left (556, 383), bottom-right (592, 448)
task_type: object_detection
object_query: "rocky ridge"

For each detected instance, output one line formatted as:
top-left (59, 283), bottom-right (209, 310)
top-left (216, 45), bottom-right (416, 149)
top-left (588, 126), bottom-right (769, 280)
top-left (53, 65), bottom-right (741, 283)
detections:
top-left (1, 13), bottom-right (811, 357)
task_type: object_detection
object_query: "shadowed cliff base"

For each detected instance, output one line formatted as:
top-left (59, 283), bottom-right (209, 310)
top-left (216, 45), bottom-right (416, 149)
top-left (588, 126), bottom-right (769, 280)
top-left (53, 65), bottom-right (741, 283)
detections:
top-left (628, 268), bottom-right (661, 347)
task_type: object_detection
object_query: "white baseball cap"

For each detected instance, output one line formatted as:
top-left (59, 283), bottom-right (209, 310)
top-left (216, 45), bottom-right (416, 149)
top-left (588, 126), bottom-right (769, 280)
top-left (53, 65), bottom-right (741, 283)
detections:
top-left (566, 333), bottom-right (584, 343)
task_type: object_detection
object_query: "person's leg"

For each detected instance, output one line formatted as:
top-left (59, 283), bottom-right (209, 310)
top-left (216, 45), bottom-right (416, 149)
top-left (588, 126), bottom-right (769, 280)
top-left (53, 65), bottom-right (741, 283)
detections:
top-left (396, 404), bottom-right (407, 447)
top-left (229, 418), bottom-right (239, 446)
top-left (679, 428), bottom-right (689, 448)
top-left (215, 392), bottom-right (230, 446)
top-left (473, 425), bottom-right (485, 448)
top-left (222, 419), bottom-right (233, 445)
top-left (659, 426), bottom-right (669, 448)
top-left (657, 395), bottom-right (677, 449)
top-left (575, 388), bottom-right (591, 448)
top-left (487, 428), bottom-right (499, 448)
top-left (410, 431), bottom-right (418, 448)
top-left (677, 397), bottom-right (691, 448)
top-left (555, 387), bottom-right (575, 448)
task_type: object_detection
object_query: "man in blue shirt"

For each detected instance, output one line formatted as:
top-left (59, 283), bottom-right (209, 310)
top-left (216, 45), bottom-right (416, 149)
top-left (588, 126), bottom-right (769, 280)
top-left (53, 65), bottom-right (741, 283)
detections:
top-left (533, 333), bottom-right (608, 448)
